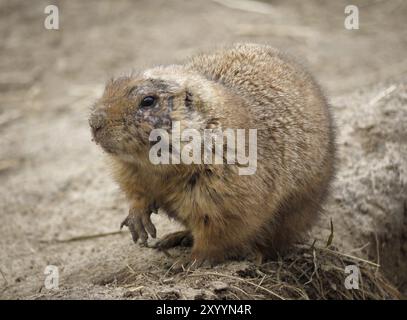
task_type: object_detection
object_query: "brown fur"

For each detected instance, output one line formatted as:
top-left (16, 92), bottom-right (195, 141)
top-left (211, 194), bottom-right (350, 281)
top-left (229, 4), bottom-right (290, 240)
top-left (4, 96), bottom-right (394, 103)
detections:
top-left (89, 43), bottom-right (335, 264)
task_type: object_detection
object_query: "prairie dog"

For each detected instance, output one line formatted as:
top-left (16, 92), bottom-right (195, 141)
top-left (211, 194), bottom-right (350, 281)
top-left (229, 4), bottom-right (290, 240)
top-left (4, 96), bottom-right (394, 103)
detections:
top-left (89, 43), bottom-right (335, 265)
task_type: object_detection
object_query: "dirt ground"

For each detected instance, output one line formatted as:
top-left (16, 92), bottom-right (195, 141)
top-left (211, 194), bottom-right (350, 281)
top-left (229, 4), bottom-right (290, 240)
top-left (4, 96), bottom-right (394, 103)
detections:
top-left (0, 0), bottom-right (406, 299)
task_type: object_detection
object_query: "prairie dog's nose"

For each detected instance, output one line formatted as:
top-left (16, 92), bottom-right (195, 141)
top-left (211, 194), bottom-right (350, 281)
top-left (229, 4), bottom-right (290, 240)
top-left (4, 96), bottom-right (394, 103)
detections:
top-left (89, 110), bottom-right (107, 134)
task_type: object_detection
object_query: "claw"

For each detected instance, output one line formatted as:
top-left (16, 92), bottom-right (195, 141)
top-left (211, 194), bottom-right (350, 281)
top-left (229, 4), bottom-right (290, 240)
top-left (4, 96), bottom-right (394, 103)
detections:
top-left (120, 215), bottom-right (140, 243)
top-left (120, 217), bottom-right (128, 230)
top-left (120, 207), bottom-right (157, 246)
top-left (142, 214), bottom-right (156, 238)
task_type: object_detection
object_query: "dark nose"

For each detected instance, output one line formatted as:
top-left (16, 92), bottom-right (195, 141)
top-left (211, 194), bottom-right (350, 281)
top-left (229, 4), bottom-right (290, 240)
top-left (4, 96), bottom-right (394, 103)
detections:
top-left (89, 110), bottom-right (106, 136)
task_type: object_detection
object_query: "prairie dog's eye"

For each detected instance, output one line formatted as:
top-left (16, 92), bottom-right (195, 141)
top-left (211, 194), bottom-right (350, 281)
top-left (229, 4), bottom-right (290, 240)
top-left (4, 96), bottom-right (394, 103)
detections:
top-left (140, 96), bottom-right (157, 108)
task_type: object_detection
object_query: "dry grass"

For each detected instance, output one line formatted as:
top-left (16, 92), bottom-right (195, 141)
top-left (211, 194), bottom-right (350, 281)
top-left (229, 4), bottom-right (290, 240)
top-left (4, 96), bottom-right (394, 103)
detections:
top-left (97, 242), bottom-right (401, 300)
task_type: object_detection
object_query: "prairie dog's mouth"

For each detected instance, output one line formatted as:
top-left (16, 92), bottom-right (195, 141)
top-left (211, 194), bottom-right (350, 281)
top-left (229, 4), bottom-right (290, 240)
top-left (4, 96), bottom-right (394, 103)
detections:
top-left (91, 128), bottom-right (121, 154)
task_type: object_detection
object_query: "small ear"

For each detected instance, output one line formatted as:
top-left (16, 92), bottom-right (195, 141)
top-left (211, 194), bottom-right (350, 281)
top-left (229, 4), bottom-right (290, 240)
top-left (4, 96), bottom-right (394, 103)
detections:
top-left (185, 89), bottom-right (205, 112)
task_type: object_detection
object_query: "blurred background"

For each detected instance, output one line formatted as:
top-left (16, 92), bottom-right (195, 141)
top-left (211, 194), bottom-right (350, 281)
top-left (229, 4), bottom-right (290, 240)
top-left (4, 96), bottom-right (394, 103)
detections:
top-left (0, 0), bottom-right (406, 299)
top-left (2, 0), bottom-right (407, 99)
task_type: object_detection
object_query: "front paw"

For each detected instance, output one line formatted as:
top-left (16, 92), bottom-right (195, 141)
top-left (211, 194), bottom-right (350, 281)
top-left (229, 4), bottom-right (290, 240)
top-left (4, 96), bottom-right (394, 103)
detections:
top-left (120, 208), bottom-right (156, 246)
top-left (153, 231), bottom-right (193, 250)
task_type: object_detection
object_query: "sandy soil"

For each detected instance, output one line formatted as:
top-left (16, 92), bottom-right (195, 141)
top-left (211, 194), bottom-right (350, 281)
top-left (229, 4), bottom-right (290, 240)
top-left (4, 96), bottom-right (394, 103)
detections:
top-left (0, 0), bottom-right (406, 299)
